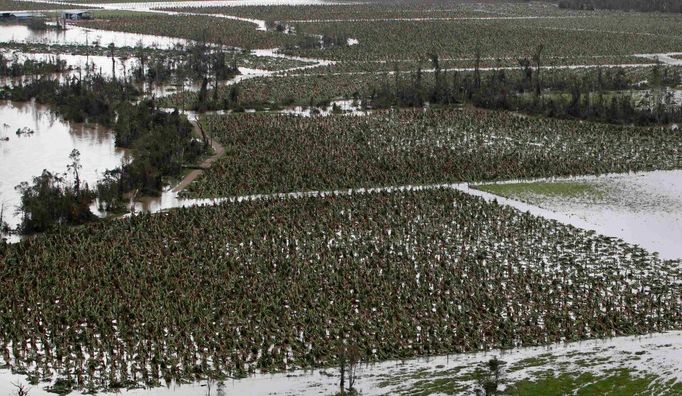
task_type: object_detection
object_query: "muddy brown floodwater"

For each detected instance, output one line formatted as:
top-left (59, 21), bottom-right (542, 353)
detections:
top-left (0, 100), bottom-right (126, 229)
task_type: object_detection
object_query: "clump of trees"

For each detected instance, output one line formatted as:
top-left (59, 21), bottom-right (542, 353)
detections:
top-left (194, 79), bottom-right (243, 112)
top-left (290, 33), bottom-right (352, 50)
top-left (15, 150), bottom-right (95, 234)
top-left (95, 168), bottom-right (126, 213)
top-left (2, 74), bottom-right (139, 126)
top-left (5, 70), bottom-right (208, 230)
top-left (474, 358), bottom-right (506, 396)
top-left (276, 22), bottom-right (351, 51)
top-left (129, 41), bottom-right (240, 92)
top-left (0, 53), bottom-right (69, 77)
top-left (336, 343), bottom-right (360, 396)
top-left (111, 100), bottom-right (205, 196)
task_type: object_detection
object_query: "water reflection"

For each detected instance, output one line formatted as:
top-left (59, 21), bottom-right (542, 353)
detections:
top-left (473, 170), bottom-right (682, 260)
top-left (0, 22), bottom-right (187, 49)
top-left (0, 100), bottom-right (126, 229)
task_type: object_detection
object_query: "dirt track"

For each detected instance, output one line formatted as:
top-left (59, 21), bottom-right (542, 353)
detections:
top-left (171, 119), bottom-right (225, 193)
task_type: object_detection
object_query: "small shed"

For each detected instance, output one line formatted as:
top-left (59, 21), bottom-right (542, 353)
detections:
top-left (60, 10), bottom-right (92, 20)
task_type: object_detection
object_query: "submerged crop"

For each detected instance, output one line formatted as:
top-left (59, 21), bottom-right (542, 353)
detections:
top-left (184, 108), bottom-right (682, 198)
top-left (1, 189), bottom-right (680, 391)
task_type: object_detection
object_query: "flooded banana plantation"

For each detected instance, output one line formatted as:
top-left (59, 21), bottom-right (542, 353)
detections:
top-left (1, 0), bottom-right (681, 395)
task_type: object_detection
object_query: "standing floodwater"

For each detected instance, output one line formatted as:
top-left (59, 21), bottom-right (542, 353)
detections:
top-left (474, 170), bottom-right (682, 260)
top-left (0, 100), bottom-right (126, 229)
top-left (0, 22), bottom-right (187, 49)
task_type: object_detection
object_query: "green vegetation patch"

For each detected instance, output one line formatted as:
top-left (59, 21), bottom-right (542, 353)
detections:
top-left (507, 354), bottom-right (556, 373)
top-left (404, 377), bottom-right (468, 396)
top-left (507, 369), bottom-right (682, 396)
top-left (476, 181), bottom-right (603, 200)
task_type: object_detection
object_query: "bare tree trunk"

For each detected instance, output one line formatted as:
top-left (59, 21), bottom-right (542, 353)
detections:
top-left (339, 356), bottom-right (346, 393)
top-left (109, 43), bottom-right (116, 80)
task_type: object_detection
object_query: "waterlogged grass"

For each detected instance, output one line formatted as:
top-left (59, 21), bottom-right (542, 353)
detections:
top-left (507, 354), bottom-right (556, 373)
top-left (405, 377), bottom-right (468, 396)
top-left (476, 181), bottom-right (603, 201)
top-left (507, 369), bottom-right (682, 396)
top-left (390, 367), bottom-right (479, 395)
top-left (376, 353), bottom-right (682, 396)
top-left (389, 358), bottom-right (682, 395)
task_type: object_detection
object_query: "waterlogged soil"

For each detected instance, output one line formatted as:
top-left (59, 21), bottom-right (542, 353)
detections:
top-left (475, 170), bottom-right (682, 260)
top-left (0, 100), bottom-right (126, 229)
top-left (0, 332), bottom-right (680, 395)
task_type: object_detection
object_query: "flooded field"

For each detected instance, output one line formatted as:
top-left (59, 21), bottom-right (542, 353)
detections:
top-left (475, 170), bottom-right (682, 260)
top-left (0, 16), bottom-right (335, 233)
top-left (1, 331), bottom-right (680, 395)
top-left (0, 100), bottom-right (125, 229)
top-left (1, 1), bottom-right (681, 395)
top-left (0, 22), bottom-right (187, 49)
top-left (279, 98), bottom-right (367, 116)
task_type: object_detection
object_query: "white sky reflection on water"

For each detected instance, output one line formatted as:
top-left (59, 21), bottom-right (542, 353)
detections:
top-left (0, 331), bottom-right (680, 396)
top-left (0, 23), bottom-right (187, 49)
top-left (474, 170), bottom-right (682, 260)
top-left (0, 100), bottom-right (125, 228)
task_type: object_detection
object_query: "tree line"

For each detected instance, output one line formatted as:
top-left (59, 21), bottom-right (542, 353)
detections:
top-left (0, 53), bottom-right (68, 77)
top-left (368, 52), bottom-right (682, 126)
top-left (1, 74), bottom-right (139, 126)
